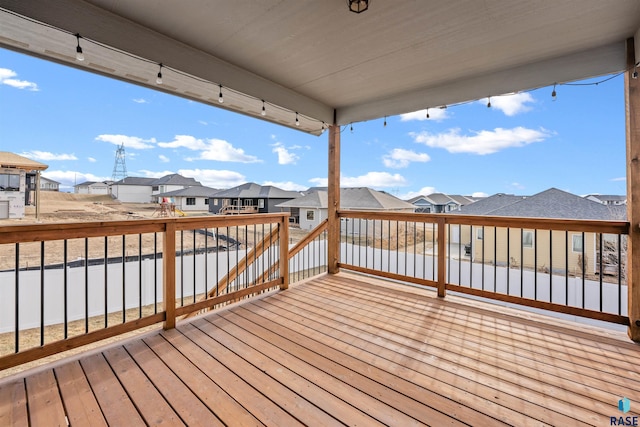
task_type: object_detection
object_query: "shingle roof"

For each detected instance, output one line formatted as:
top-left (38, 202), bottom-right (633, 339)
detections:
top-left (448, 195), bottom-right (475, 206)
top-left (0, 151), bottom-right (48, 171)
top-left (157, 186), bottom-right (219, 197)
top-left (456, 193), bottom-right (526, 215)
top-left (425, 193), bottom-right (457, 205)
top-left (457, 188), bottom-right (627, 220)
top-left (277, 188), bottom-right (415, 210)
top-left (151, 174), bottom-right (201, 186)
top-left (214, 182), bottom-right (302, 199)
top-left (112, 177), bottom-right (156, 186)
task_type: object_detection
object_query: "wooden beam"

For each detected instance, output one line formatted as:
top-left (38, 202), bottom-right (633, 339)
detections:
top-left (626, 37), bottom-right (640, 341)
top-left (163, 221), bottom-right (176, 329)
top-left (328, 124), bottom-right (341, 274)
top-left (437, 217), bottom-right (446, 298)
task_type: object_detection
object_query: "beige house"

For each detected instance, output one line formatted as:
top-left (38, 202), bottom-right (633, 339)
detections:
top-left (453, 188), bottom-right (626, 276)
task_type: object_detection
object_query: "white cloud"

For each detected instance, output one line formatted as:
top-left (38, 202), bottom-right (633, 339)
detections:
top-left (510, 182), bottom-right (525, 190)
top-left (611, 177), bottom-right (626, 182)
top-left (400, 108), bottom-right (449, 122)
top-left (411, 127), bottom-right (550, 155)
top-left (158, 135), bottom-right (261, 163)
top-left (398, 186), bottom-right (437, 200)
top-left (88, 157), bottom-right (97, 163)
top-left (272, 142), bottom-right (299, 165)
top-left (481, 93), bottom-right (534, 116)
top-left (158, 154), bottom-right (170, 163)
top-left (132, 98), bottom-right (148, 104)
top-left (383, 148), bottom-right (430, 169)
top-left (96, 134), bottom-right (156, 150)
top-left (178, 169), bottom-right (246, 188)
top-left (20, 151), bottom-right (77, 161)
top-left (44, 170), bottom-right (109, 188)
top-left (0, 68), bottom-right (39, 91)
top-left (309, 172), bottom-right (407, 188)
top-left (471, 192), bottom-right (489, 198)
top-left (262, 181), bottom-right (307, 191)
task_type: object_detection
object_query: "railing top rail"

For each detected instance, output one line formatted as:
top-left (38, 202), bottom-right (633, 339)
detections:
top-left (337, 210), bottom-right (629, 234)
top-left (0, 212), bottom-right (290, 244)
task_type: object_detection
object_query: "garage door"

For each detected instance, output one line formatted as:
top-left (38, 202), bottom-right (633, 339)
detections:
top-left (0, 201), bottom-right (8, 219)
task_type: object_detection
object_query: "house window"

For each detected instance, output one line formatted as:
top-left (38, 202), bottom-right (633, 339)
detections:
top-left (186, 198), bottom-right (196, 206)
top-left (204, 199), bottom-right (209, 205)
top-left (213, 199), bottom-right (219, 205)
top-left (259, 199), bottom-right (265, 208)
top-left (523, 230), bottom-right (534, 248)
top-left (152, 186), bottom-right (159, 191)
top-left (0, 173), bottom-right (20, 191)
top-left (572, 234), bottom-right (583, 252)
top-left (476, 228), bottom-right (483, 240)
top-left (307, 210), bottom-right (315, 221)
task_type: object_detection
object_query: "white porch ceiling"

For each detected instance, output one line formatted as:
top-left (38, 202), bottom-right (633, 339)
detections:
top-left (1, 0), bottom-right (639, 136)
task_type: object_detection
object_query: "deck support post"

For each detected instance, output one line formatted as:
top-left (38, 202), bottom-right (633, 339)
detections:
top-left (328, 123), bottom-right (341, 274)
top-left (437, 217), bottom-right (446, 297)
top-left (163, 221), bottom-right (176, 329)
top-left (279, 216), bottom-right (290, 289)
top-left (626, 36), bottom-right (640, 341)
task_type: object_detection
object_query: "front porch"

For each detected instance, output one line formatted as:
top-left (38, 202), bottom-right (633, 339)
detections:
top-left (3, 271), bottom-right (638, 426)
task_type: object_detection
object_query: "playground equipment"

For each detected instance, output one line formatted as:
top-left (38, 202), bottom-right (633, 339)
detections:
top-left (154, 197), bottom-right (185, 217)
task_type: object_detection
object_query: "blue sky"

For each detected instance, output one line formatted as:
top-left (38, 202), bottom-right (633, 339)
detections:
top-left (0, 47), bottom-right (627, 199)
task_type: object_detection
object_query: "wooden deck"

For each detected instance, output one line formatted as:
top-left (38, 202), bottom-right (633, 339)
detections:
top-left (1, 271), bottom-right (639, 426)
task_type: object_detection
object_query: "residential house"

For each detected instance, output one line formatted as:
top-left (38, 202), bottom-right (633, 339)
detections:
top-left (277, 187), bottom-right (416, 230)
top-left (407, 192), bottom-right (474, 213)
top-left (150, 174), bottom-right (202, 202)
top-left (74, 181), bottom-right (110, 195)
top-left (0, 151), bottom-right (48, 219)
top-left (110, 174), bottom-right (201, 203)
top-left (156, 186), bottom-right (219, 212)
top-left (39, 176), bottom-right (60, 191)
top-left (454, 188), bottom-right (627, 276)
top-left (585, 194), bottom-right (627, 206)
top-left (209, 182), bottom-right (302, 216)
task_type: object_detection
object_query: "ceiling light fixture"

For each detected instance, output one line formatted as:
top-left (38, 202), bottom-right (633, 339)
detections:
top-left (261, 100), bottom-right (266, 116)
top-left (75, 34), bottom-right (84, 61)
top-left (426, 109), bottom-right (430, 119)
top-left (218, 85), bottom-right (224, 103)
top-left (348, 0), bottom-right (369, 13)
top-left (551, 84), bottom-right (557, 101)
top-left (487, 97), bottom-right (491, 108)
top-left (295, 112), bottom-right (300, 126)
top-left (156, 63), bottom-right (163, 84)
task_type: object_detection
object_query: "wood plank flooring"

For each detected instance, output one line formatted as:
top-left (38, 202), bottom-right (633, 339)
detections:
top-left (1, 271), bottom-right (639, 426)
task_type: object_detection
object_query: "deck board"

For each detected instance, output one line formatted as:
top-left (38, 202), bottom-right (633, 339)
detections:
top-left (1, 271), bottom-right (640, 426)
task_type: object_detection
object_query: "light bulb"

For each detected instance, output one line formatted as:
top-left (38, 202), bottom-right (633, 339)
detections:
top-left (295, 112), bottom-right (300, 126)
top-left (426, 109), bottom-right (430, 119)
top-left (551, 84), bottom-right (557, 101)
top-left (261, 100), bottom-right (266, 116)
top-left (218, 85), bottom-right (224, 103)
top-left (75, 34), bottom-right (84, 61)
top-left (487, 97), bottom-right (491, 108)
top-left (156, 64), bottom-right (163, 85)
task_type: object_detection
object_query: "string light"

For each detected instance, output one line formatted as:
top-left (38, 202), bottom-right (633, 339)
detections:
top-left (29, 10), bottom-right (627, 132)
top-left (633, 66), bottom-right (638, 80)
top-left (261, 100), bottom-right (266, 116)
top-left (75, 34), bottom-right (84, 61)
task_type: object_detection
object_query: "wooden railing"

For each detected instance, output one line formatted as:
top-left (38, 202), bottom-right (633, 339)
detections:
top-left (338, 211), bottom-right (630, 325)
top-left (0, 213), bottom-right (289, 370)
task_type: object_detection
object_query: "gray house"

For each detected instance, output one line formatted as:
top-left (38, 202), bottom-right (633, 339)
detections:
top-left (209, 182), bottom-right (302, 215)
top-left (277, 187), bottom-right (416, 230)
top-left (407, 193), bottom-right (474, 213)
top-left (156, 186), bottom-right (219, 212)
